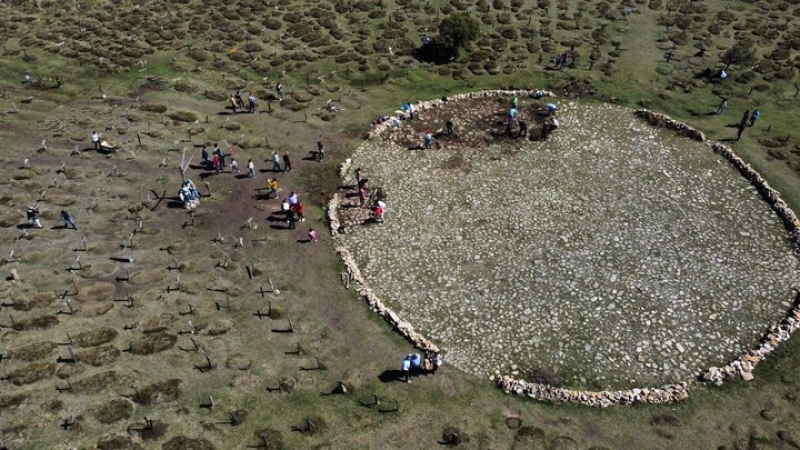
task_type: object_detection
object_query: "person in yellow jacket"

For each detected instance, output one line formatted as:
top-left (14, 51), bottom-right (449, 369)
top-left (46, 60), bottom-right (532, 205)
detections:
top-left (267, 178), bottom-right (279, 199)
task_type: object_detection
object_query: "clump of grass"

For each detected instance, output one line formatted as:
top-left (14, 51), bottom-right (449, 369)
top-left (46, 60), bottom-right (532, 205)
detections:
top-left (12, 315), bottom-right (59, 331)
top-left (13, 341), bottom-right (56, 361)
top-left (140, 103), bottom-right (168, 113)
top-left (9, 361), bottom-right (55, 385)
top-left (226, 354), bottom-right (253, 370)
top-left (93, 398), bottom-right (134, 424)
top-left (130, 332), bottom-right (177, 355)
top-left (74, 327), bottom-right (118, 347)
top-left (97, 433), bottom-right (144, 450)
top-left (79, 345), bottom-right (121, 366)
top-left (162, 436), bottom-right (216, 450)
top-left (168, 110), bottom-right (199, 122)
top-left (134, 379), bottom-right (182, 405)
top-left (74, 370), bottom-right (120, 393)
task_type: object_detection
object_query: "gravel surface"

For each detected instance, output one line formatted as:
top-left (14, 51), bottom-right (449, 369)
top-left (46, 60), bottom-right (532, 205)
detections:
top-left (338, 99), bottom-right (800, 388)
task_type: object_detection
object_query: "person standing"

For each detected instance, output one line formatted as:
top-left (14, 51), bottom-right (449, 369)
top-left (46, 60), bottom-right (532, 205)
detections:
top-left (511, 96), bottom-right (519, 108)
top-left (716, 98), bottom-right (728, 115)
top-left (358, 185), bottom-right (367, 207)
top-left (201, 145), bottom-right (210, 168)
top-left (212, 153), bottom-right (221, 174)
top-left (276, 82), bottom-right (284, 101)
top-left (737, 120), bottom-right (747, 141)
top-left (741, 110), bottom-right (750, 126)
top-left (283, 152), bottom-right (292, 171)
top-left (27, 206), bottom-right (42, 228)
top-left (268, 178), bottom-right (279, 199)
top-left (408, 103), bottom-right (414, 120)
top-left (60, 210), bottom-right (77, 230)
top-left (401, 355), bottom-right (412, 383)
top-left (248, 159), bottom-right (256, 178)
top-left (446, 119), bottom-right (454, 137)
top-left (750, 109), bottom-right (760, 127)
top-left (308, 228), bottom-right (317, 243)
top-left (288, 191), bottom-right (298, 206)
top-left (424, 129), bottom-right (433, 149)
top-left (271, 151), bottom-right (282, 172)
top-left (213, 143), bottom-right (225, 169)
top-left (248, 92), bottom-right (256, 113)
top-left (91, 131), bottom-right (101, 150)
top-left (518, 119), bottom-right (528, 138)
top-left (286, 206), bottom-right (296, 230)
top-left (316, 141), bottom-right (325, 161)
top-left (294, 201), bottom-right (305, 221)
top-left (354, 168), bottom-right (363, 186)
top-left (230, 158), bottom-right (240, 174)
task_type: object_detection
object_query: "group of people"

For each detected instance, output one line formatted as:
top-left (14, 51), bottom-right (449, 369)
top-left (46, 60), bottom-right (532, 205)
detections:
top-left (400, 351), bottom-right (443, 383)
top-left (229, 90), bottom-right (257, 114)
top-left (179, 179), bottom-right (201, 209)
top-left (201, 143), bottom-right (236, 175)
top-left (354, 168), bottom-right (387, 223)
top-left (736, 108), bottom-right (761, 141)
top-left (26, 206), bottom-right (77, 230)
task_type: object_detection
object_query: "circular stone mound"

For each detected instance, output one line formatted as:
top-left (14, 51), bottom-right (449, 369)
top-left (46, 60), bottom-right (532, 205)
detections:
top-left (339, 99), bottom-right (800, 388)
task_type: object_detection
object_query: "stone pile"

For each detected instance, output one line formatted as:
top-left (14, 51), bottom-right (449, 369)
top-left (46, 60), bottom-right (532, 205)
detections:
top-left (497, 376), bottom-right (689, 407)
top-left (635, 109), bottom-right (706, 142)
top-left (366, 89), bottom-right (554, 140)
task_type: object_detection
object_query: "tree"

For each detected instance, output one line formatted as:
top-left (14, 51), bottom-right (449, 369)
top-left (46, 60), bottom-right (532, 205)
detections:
top-left (722, 40), bottom-right (756, 69)
top-left (438, 12), bottom-right (480, 57)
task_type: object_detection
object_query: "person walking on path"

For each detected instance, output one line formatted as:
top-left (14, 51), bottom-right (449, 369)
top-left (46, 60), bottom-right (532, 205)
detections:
top-left (750, 109), bottom-right (760, 127)
top-left (308, 228), bottom-right (317, 243)
top-left (271, 151), bottom-right (282, 172)
top-left (91, 131), bottom-right (101, 150)
top-left (283, 152), bottom-right (292, 171)
top-left (248, 159), bottom-right (256, 178)
top-left (268, 178), bottom-right (279, 199)
top-left (401, 355), bottom-right (412, 383)
top-left (510, 96), bottom-right (519, 108)
top-left (716, 98), bottom-right (728, 115)
top-left (60, 210), bottom-right (77, 230)
top-left (248, 92), bottom-right (256, 113)
top-left (229, 158), bottom-right (239, 174)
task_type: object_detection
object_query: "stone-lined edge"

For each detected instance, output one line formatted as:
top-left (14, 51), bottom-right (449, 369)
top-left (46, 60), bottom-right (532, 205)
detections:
top-left (324, 95), bottom-right (800, 407)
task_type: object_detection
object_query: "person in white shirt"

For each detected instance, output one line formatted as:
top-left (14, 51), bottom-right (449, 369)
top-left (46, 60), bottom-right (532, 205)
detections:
top-left (91, 131), bottom-right (101, 150)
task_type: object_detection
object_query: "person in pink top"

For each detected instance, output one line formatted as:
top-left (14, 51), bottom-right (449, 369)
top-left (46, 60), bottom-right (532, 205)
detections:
top-left (308, 228), bottom-right (317, 243)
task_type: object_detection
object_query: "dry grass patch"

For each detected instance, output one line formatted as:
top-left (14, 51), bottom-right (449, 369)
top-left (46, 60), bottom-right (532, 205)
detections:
top-left (133, 379), bottom-right (182, 406)
top-left (73, 326), bottom-right (118, 347)
top-left (9, 361), bottom-right (55, 385)
top-left (130, 332), bottom-right (177, 355)
top-left (79, 345), bottom-right (121, 366)
top-left (13, 340), bottom-right (56, 361)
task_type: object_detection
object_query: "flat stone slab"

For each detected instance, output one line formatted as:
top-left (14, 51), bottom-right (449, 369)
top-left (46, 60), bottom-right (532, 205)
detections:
top-left (339, 100), bottom-right (800, 388)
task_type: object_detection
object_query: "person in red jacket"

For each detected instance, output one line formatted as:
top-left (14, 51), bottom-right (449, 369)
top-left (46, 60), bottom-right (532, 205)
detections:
top-left (293, 201), bottom-right (305, 222)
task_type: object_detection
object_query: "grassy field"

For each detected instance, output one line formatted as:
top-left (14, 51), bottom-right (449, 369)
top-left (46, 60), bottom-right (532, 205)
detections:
top-left (2, 0), bottom-right (800, 449)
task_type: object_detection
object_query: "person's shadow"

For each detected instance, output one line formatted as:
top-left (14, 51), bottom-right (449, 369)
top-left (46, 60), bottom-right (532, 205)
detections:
top-left (378, 369), bottom-right (407, 383)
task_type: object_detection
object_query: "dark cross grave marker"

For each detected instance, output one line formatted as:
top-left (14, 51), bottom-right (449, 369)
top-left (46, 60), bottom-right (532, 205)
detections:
top-left (378, 400), bottom-right (401, 414)
top-left (72, 237), bottom-right (88, 252)
top-left (57, 334), bottom-right (73, 346)
top-left (178, 321), bottom-right (196, 335)
top-left (55, 379), bottom-right (74, 393)
top-left (179, 337), bottom-right (200, 352)
top-left (122, 342), bottom-right (133, 353)
top-left (127, 417), bottom-right (154, 433)
top-left (0, 314), bottom-right (15, 330)
top-left (115, 268), bottom-right (130, 282)
top-left (359, 394), bottom-right (381, 408)
top-left (284, 343), bottom-right (302, 356)
top-left (300, 356), bottom-right (326, 371)
top-left (123, 324), bottom-right (134, 331)
top-left (199, 395), bottom-right (214, 409)
top-left (215, 296), bottom-right (231, 312)
top-left (61, 415), bottom-right (77, 430)
top-left (56, 346), bottom-right (79, 364)
top-left (194, 354), bottom-right (214, 372)
top-left (179, 304), bottom-right (194, 316)
top-left (166, 276), bottom-right (182, 293)
top-left (67, 255), bottom-right (84, 272)
top-left (167, 258), bottom-right (179, 271)
top-left (271, 316), bottom-right (293, 333)
top-left (57, 298), bottom-right (75, 315)
top-left (0, 295), bottom-right (17, 309)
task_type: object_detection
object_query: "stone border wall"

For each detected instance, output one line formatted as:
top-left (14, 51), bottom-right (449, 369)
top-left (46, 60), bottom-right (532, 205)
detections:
top-left (325, 96), bottom-right (798, 407)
